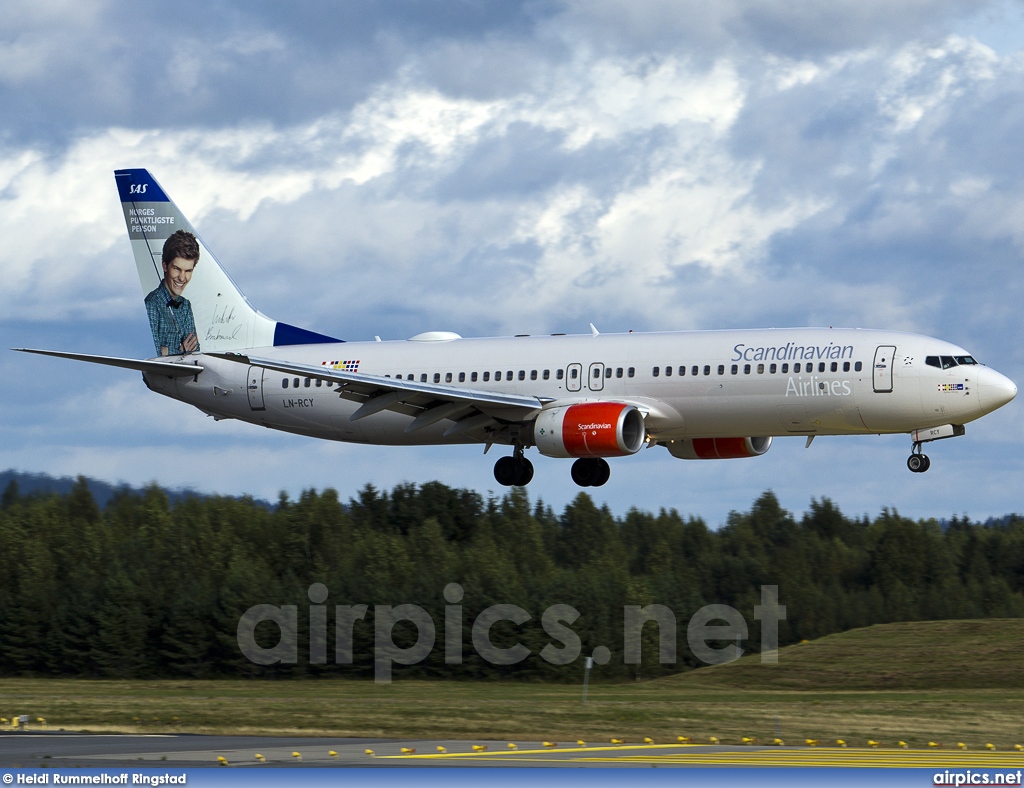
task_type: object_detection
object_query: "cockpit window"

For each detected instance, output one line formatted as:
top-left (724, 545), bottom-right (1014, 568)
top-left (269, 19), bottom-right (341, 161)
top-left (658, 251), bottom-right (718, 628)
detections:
top-left (925, 356), bottom-right (941, 368)
top-left (940, 356), bottom-right (957, 369)
top-left (954, 355), bottom-right (977, 365)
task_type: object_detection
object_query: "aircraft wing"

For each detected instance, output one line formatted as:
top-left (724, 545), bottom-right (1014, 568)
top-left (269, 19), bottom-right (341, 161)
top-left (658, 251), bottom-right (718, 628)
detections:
top-left (209, 352), bottom-right (550, 435)
top-left (14, 348), bottom-right (204, 377)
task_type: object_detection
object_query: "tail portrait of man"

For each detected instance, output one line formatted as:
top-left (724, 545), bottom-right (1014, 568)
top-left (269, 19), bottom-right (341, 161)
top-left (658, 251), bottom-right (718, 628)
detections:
top-left (144, 230), bottom-right (201, 357)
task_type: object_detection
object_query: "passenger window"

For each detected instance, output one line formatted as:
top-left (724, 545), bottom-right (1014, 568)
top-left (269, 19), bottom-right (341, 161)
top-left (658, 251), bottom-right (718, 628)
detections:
top-left (653, 366), bottom-right (660, 377)
top-left (855, 361), bottom-right (862, 371)
top-left (731, 364), bottom-right (738, 375)
top-left (794, 363), bottom-right (801, 373)
top-left (744, 364), bottom-right (751, 374)
top-left (843, 361), bottom-right (850, 372)
top-left (628, 367), bottom-right (635, 378)
top-left (420, 374), bottom-right (427, 383)
top-left (459, 372), bottom-right (465, 382)
top-left (665, 366), bottom-right (672, 377)
top-left (769, 363), bottom-right (777, 374)
top-left (434, 373), bottom-right (441, 383)
top-left (530, 370), bottom-right (537, 380)
top-left (592, 368), bottom-right (600, 379)
top-left (557, 369), bottom-right (564, 380)
top-left (691, 366), bottom-right (698, 376)
top-left (830, 362), bottom-right (837, 372)
top-left (471, 372), bottom-right (478, 382)
top-left (407, 373), bottom-right (413, 380)
top-left (495, 371), bottom-right (502, 381)
top-left (543, 370), bottom-right (550, 380)
top-left (678, 366), bottom-right (685, 376)
top-left (316, 379), bottom-right (322, 387)
top-left (941, 356), bottom-right (957, 369)
top-left (757, 364), bottom-right (764, 374)
top-left (445, 373), bottom-right (453, 383)
top-left (507, 370), bottom-right (513, 380)
top-left (293, 377), bottom-right (300, 388)
top-left (717, 364), bottom-right (725, 375)
top-left (569, 368), bottom-right (577, 379)
top-left (483, 371), bottom-right (490, 382)
top-left (304, 378), bottom-right (310, 387)
top-left (282, 378), bottom-right (288, 388)
top-left (818, 362), bottom-right (825, 373)
top-left (781, 363), bottom-right (788, 373)
top-left (703, 365), bottom-right (711, 376)
top-left (605, 367), bottom-right (612, 378)
top-left (615, 368), bottom-right (623, 378)
top-left (519, 370), bottom-right (526, 381)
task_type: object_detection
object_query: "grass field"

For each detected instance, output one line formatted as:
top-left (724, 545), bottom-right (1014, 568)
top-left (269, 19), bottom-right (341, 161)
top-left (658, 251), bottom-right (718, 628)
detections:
top-left (2, 620), bottom-right (1023, 747)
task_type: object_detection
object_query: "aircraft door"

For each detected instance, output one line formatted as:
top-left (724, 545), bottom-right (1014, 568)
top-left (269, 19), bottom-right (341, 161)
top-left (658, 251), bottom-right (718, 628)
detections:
top-left (247, 366), bottom-right (266, 410)
top-left (566, 363), bottom-right (582, 392)
top-left (588, 362), bottom-right (605, 392)
top-left (873, 346), bottom-right (896, 393)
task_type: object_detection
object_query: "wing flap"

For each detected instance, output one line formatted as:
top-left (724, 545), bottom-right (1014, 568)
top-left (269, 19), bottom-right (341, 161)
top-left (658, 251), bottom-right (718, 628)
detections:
top-left (210, 352), bottom-right (544, 420)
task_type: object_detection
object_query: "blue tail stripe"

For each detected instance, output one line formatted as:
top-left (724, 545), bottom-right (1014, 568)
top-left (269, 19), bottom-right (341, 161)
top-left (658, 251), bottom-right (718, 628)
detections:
top-left (114, 169), bottom-right (170, 203)
top-left (273, 322), bottom-right (343, 346)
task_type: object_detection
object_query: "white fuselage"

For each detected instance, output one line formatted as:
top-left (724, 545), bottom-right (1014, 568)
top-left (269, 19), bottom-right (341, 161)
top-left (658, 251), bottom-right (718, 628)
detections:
top-left (142, 327), bottom-right (1016, 449)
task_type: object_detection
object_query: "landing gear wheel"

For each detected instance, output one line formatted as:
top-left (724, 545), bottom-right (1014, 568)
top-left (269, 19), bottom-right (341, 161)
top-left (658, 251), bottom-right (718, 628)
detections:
top-left (494, 455), bottom-right (535, 486)
top-left (494, 456), bottom-right (519, 486)
top-left (515, 457), bottom-right (534, 486)
top-left (907, 453), bottom-right (931, 473)
top-left (571, 458), bottom-right (611, 487)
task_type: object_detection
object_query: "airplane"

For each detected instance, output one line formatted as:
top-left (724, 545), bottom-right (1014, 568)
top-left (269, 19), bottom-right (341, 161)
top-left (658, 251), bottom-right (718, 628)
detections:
top-left (15, 169), bottom-right (1018, 488)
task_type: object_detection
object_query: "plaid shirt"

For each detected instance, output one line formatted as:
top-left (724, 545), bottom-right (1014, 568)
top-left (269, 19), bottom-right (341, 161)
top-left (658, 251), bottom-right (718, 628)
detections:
top-left (144, 282), bottom-right (199, 356)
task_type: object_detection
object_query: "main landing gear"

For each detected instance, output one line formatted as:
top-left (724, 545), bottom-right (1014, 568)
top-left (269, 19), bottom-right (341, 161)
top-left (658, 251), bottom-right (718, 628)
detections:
top-left (907, 443), bottom-right (931, 473)
top-left (492, 451), bottom-right (612, 488)
top-left (571, 457), bottom-right (610, 487)
top-left (493, 448), bottom-right (534, 487)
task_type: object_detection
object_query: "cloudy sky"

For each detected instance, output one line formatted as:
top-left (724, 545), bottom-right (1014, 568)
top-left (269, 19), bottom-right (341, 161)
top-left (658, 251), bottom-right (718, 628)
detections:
top-left (3, 0), bottom-right (1024, 525)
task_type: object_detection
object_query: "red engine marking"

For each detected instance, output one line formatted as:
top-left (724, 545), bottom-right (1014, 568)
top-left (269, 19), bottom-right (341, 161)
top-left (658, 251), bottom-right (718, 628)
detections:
top-left (692, 437), bottom-right (750, 459)
top-left (562, 402), bottom-right (628, 457)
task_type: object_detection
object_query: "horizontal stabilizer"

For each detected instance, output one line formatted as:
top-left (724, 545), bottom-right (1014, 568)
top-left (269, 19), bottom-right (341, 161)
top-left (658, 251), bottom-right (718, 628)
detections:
top-left (13, 348), bottom-right (203, 377)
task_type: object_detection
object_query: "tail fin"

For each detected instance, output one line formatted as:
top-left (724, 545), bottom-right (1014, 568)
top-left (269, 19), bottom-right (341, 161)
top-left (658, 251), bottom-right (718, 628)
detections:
top-left (114, 169), bottom-right (339, 356)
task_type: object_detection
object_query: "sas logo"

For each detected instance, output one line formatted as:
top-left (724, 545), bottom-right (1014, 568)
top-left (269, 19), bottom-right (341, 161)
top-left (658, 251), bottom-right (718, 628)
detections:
top-left (938, 383), bottom-right (964, 392)
top-left (323, 359), bottom-right (360, 372)
top-left (129, 184), bottom-right (148, 195)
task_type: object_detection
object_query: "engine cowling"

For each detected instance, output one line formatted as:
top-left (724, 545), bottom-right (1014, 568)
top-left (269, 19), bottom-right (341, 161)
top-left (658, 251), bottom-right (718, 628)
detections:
top-left (665, 436), bottom-right (772, 460)
top-left (533, 402), bottom-right (646, 458)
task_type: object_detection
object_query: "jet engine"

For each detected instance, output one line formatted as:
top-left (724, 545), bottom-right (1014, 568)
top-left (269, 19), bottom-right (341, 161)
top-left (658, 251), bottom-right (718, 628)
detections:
top-left (665, 436), bottom-right (772, 460)
top-left (533, 402), bottom-right (646, 458)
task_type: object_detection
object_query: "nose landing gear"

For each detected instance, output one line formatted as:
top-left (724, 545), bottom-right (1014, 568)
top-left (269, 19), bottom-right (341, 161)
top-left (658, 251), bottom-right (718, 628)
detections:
top-left (907, 443), bottom-right (931, 473)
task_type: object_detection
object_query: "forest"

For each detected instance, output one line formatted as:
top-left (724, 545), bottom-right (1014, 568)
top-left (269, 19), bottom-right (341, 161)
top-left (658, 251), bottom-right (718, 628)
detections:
top-left (1, 477), bottom-right (1022, 680)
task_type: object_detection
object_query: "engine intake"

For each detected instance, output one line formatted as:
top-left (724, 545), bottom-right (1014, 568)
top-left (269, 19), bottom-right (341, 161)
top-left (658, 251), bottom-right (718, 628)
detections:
top-left (665, 436), bottom-right (772, 460)
top-left (533, 402), bottom-right (646, 458)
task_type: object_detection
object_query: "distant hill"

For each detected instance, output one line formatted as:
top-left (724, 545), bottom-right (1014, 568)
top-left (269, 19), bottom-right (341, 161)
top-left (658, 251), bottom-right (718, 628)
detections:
top-left (672, 619), bottom-right (1024, 690)
top-left (0, 469), bottom-right (272, 510)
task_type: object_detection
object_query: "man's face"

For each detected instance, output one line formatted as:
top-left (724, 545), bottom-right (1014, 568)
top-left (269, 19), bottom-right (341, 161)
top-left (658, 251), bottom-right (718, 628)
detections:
top-left (163, 256), bottom-right (197, 298)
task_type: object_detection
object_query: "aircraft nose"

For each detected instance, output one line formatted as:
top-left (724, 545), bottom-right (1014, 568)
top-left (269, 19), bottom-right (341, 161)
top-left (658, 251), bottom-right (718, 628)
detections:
top-left (977, 367), bottom-right (1017, 413)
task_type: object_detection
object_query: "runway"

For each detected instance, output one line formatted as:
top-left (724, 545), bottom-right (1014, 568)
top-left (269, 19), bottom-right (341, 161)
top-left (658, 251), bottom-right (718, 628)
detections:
top-left (4, 732), bottom-right (1024, 768)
